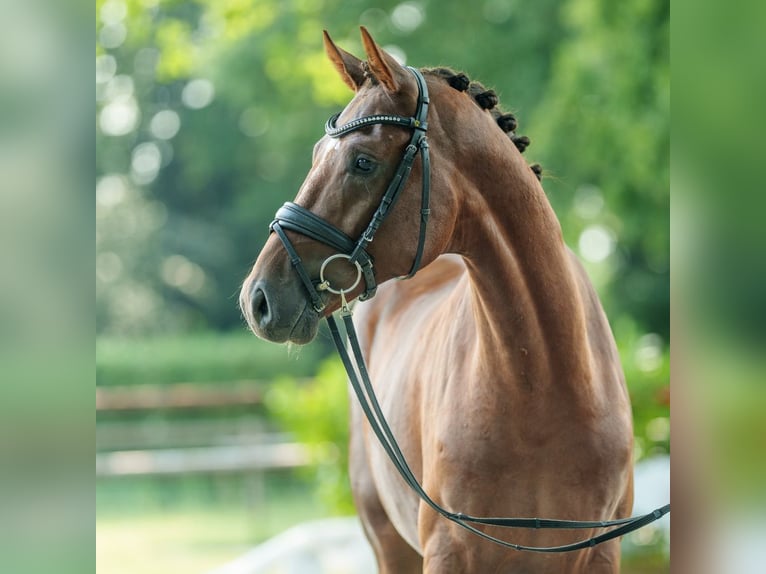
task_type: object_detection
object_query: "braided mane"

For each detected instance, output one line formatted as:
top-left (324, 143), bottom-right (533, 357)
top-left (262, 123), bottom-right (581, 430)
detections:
top-left (424, 67), bottom-right (542, 181)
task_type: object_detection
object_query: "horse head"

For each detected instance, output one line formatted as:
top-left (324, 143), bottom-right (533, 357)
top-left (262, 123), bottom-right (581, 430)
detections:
top-left (240, 27), bottom-right (458, 343)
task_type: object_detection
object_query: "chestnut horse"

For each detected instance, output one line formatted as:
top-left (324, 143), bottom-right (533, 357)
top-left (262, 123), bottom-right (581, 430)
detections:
top-left (240, 28), bottom-right (635, 573)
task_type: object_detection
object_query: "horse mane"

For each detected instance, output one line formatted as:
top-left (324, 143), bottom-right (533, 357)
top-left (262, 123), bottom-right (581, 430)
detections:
top-left (424, 67), bottom-right (542, 181)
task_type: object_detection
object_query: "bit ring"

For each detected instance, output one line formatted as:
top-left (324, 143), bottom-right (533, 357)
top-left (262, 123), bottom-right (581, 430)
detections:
top-left (318, 254), bottom-right (363, 295)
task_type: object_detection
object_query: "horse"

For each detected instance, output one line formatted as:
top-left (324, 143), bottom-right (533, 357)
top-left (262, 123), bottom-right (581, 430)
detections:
top-left (240, 27), bottom-right (634, 573)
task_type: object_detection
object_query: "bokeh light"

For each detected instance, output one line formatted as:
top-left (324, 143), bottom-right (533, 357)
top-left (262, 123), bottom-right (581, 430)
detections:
top-left (181, 79), bottom-right (215, 109)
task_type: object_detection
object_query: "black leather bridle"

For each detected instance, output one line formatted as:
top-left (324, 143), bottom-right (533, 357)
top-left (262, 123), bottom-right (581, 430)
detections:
top-left (266, 66), bottom-right (669, 552)
top-left (270, 66), bottom-right (431, 313)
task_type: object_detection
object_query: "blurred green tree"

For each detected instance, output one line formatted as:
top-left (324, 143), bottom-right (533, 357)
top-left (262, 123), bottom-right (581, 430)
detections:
top-left (96, 0), bottom-right (668, 365)
top-left (533, 0), bottom-right (669, 341)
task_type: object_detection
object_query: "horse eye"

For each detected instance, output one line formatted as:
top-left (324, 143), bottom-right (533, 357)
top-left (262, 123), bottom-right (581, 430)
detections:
top-left (354, 156), bottom-right (375, 174)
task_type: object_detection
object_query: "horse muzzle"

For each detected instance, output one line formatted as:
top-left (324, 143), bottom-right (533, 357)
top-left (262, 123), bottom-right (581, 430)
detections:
top-left (239, 276), bottom-right (320, 344)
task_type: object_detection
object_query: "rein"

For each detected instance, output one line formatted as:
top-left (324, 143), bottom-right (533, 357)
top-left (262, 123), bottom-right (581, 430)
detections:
top-left (268, 67), bottom-right (670, 552)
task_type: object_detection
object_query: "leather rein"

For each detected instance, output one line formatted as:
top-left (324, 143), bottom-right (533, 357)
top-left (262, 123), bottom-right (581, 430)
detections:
top-left (268, 67), bottom-right (670, 552)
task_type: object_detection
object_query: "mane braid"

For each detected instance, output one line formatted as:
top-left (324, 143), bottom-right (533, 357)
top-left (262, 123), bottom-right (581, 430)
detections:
top-left (422, 67), bottom-right (542, 180)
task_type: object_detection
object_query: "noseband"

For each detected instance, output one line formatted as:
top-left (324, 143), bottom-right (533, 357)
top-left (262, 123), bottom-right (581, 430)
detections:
top-left (265, 66), bottom-right (669, 552)
top-left (270, 66), bottom-right (431, 312)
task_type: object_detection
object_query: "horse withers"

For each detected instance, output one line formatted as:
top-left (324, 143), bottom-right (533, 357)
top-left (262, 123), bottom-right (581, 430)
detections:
top-left (240, 27), bottom-right (634, 574)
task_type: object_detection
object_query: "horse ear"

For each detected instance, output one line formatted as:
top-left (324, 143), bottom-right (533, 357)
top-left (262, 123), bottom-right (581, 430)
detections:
top-left (323, 30), bottom-right (365, 91)
top-left (359, 26), bottom-right (405, 92)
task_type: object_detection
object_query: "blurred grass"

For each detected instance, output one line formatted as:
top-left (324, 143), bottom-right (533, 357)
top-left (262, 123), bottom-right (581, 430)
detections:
top-left (97, 493), bottom-right (324, 574)
top-left (97, 473), bottom-right (326, 574)
top-left (97, 511), bottom-right (253, 574)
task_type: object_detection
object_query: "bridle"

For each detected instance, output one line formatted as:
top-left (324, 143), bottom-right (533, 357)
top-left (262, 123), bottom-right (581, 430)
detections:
top-left (267, 67), bottom-right (669, 552)
top-left (270, 66), bottom-right (431, 313)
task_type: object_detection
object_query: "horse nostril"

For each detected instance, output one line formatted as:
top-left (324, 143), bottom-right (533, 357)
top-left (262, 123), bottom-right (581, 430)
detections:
top-left (251, 285), bottom-right (271, 326)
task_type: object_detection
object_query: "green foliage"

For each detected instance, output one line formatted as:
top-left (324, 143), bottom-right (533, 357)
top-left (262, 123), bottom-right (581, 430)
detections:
top-left (266, 357), bottom-right (355, 514)
top-left (614, 317), bottom-right (670, 460)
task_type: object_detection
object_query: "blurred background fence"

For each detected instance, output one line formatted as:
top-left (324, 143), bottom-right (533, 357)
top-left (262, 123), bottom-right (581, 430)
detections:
top-left (96, 0), bottom-right (669, 572)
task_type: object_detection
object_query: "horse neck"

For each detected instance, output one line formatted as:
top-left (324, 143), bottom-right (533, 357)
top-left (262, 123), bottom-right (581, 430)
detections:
top-left (448, 141), bottom-right (591, 390)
